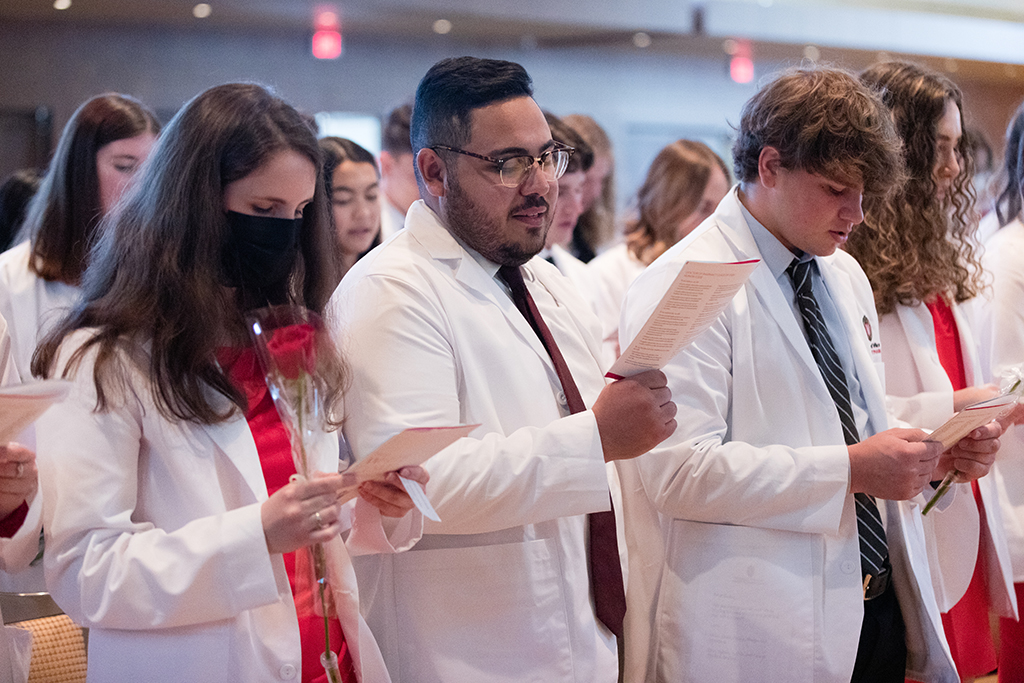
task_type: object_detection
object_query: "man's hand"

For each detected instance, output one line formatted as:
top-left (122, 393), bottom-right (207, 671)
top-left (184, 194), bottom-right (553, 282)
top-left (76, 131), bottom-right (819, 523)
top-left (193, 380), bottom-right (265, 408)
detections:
top-left (848, 428), bottom-right (941, 500)
top-left (592, 369), bottom-right (677, 462)
top-left (0, 443), bottom-right (36, 520)
top-left (936, 421), bottom-right (1002, 483)
top-left (359, 466), bottom-right (430, 517)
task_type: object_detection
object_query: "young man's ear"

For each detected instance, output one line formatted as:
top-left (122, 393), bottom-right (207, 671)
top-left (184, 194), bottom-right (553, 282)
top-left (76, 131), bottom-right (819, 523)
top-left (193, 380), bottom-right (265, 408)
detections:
top-left (416, 148), bottom-right (447, 198)
top-left (757, 146), bottom-right (782, 189)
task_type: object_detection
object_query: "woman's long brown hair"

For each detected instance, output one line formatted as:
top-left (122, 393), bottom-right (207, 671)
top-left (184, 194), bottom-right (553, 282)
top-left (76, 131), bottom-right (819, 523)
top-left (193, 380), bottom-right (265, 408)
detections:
top-left (33, 83), bottom-right (345, 426)
top-left (847, 61), bottom-right (983, 315)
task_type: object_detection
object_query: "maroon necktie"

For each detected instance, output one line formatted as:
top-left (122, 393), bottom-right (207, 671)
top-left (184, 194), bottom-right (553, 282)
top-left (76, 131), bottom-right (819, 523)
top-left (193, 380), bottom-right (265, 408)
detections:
top-left (498, 264), bottom-right (627, 639)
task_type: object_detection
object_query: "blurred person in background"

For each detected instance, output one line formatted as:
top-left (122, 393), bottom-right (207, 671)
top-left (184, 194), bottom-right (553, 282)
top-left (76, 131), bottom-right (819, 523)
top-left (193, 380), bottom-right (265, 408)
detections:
top-left (320, 137), bottom-right (382, 276)
top-left (378, 103), bottom-right (418, 240)
top-left (0, 169), bottom-right (41, 253)
top-left (0, 93), bottom-right (160, 383)
top-left (564, 114), bottom-right (616, 261)
top-left (587, 139), bottom-right (729, 364)
top-left (976, 98), bottom-right (1024, 683)
top-left (538, 112), bottom-right (594, 291)
top-left (977, 104), bottom-right (1024, 246)
top-left (846, 61), bottom-right (1018, 683)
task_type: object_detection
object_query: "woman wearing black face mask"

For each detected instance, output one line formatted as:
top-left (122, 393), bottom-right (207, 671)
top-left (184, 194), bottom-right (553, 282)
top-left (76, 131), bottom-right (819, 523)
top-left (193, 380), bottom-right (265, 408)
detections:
top-left (30, 83), bottom-right (426, 683)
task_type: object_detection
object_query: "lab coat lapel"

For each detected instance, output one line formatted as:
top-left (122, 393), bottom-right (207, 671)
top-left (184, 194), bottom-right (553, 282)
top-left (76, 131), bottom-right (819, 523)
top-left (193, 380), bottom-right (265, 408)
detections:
top-left (407, 201), bottom-right (558, 376)
top-left (820, 260), bottom-right (889, 429)
top-left (716, 197), bottom-right (825, 385)
top-left (195, 396), bottom-right (270, 502)
top-left (895, 304), bottom-right (951, 392)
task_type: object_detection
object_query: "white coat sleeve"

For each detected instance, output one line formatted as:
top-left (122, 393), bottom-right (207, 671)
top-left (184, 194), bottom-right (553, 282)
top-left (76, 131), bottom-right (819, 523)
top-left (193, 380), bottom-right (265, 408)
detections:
top-left (35, 343), bottom-right (281, 630)
top-left (0, 311), bottom-right (40, 573)
top-left (333, 274), bottom-right (610, 536)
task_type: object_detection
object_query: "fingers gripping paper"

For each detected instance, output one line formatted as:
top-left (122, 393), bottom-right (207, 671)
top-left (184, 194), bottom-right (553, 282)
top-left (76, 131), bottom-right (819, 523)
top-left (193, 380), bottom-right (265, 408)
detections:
top-left (337, 425), bottom-right (478, 520)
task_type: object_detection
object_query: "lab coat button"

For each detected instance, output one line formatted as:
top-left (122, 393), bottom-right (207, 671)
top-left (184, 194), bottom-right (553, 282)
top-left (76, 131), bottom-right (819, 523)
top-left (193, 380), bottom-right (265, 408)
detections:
top-left (557, 391), bottom-right (567, 405)
top-left (280, 664), bottom-right (297, 680)
top-left (841, 560), bottom-right (857, 574)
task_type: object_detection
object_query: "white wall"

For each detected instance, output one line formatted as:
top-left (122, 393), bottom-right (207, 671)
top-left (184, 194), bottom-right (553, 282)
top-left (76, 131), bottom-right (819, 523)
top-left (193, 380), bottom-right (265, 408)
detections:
top-left (0, 19), bottom-right (773, 207)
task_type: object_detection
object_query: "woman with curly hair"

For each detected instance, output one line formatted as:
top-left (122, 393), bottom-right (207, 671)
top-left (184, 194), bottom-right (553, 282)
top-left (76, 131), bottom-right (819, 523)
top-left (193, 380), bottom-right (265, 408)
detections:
top-left (846, 61), bottom-right (1017, 683)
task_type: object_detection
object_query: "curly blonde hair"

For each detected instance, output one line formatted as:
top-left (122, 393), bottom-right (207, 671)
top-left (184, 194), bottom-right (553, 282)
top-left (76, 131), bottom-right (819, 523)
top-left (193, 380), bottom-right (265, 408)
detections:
top-left (846, 61), bottom-right (983, 315)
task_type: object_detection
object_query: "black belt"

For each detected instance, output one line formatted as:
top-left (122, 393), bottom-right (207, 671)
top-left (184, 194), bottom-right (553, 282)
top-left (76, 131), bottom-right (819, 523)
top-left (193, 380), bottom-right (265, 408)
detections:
top-left (863, 560), bottom-right (891, 601)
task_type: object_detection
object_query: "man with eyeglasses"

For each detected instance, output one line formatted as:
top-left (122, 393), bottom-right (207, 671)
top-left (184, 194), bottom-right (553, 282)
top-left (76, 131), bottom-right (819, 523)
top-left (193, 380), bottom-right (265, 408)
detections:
top-left (328, 56), bottom-right (676, 682)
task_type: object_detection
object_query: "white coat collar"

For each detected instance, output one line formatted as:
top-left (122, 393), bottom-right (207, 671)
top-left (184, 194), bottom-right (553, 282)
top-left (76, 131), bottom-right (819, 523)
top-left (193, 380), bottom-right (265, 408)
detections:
top-left (714, 191), bottom-right (889, 432)
top-left (404, 200), bottom-right (559, 377)
top-left (713, 192), bottom-right (826, 387)
top-left (195, 396), bottom-right (270, 501)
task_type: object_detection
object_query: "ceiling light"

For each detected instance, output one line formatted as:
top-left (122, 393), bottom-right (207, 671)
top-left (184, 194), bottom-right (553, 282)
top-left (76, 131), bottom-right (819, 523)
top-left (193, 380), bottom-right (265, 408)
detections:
top-left (433, 19), bottom-right (452, 35)
top-left (730, 56), bottom-right (754, 84)
top-left (193, 3), bottom-right (211, 18)
top-left (633, 32), bottom-right (652, 49)
top-left (53, 0), bottom-right (71, 10)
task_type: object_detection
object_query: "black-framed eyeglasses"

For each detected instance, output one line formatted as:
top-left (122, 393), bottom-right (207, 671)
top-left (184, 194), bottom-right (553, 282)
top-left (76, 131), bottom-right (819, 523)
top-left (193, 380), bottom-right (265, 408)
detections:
top-left (429, 143), bottom-right (574, 188)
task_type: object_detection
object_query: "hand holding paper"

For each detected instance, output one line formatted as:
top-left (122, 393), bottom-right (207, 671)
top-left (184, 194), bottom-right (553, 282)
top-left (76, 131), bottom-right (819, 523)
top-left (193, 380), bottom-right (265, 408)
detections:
top-left (0, 380), bottom-right (72, 444)
top-left (922, 393), bottom-right (1017, 514)
top-left (340, 424), bottom-right (478, 521)
top-left (607, 259), bottom-right (759, 379)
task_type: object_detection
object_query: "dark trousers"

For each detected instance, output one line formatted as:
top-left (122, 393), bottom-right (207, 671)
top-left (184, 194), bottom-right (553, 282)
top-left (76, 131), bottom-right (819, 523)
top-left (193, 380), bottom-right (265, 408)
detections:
top-left (850, 580), bottom-right (907, 683)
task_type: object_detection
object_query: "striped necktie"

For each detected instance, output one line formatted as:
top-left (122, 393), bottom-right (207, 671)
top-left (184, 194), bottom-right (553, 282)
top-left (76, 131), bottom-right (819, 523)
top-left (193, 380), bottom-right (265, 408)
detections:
top-left (498, 264), bottom-right (627, 638)
top-left (786, 258), bottom-right (888, 587)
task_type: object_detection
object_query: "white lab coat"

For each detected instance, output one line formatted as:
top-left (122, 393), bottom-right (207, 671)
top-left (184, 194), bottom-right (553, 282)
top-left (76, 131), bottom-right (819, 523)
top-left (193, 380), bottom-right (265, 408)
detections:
top-left (547, 244), bottom-right (594, 296)
top-left (0, 241), bottom-right (80, 383)
top-left (586, 242), bottom-right (645, 367)
top-left (0, 312), bottom-right (37, 683)
top-left (330, 201), bottom-right (617, 683)
top-left (35, 329), bottom-right (419, 683)
top-left (378, 198), bottom-right (405, 242)
top-left (976, 218), bottom-right (1024, 582)
top-left (880, 300), bottom-right (1017, 617)
top-left (616, 190), bottom-right (958, 683)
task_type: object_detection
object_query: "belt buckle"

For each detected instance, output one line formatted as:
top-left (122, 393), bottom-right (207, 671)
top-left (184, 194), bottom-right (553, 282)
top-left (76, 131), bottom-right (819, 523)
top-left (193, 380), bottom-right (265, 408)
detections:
top-left (862, 565), bottom-right (890, 601)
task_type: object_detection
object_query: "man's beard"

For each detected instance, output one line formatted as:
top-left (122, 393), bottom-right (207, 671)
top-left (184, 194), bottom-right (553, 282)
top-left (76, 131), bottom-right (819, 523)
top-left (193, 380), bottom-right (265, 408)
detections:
top-left (443, 175), bottom-right (549, 267)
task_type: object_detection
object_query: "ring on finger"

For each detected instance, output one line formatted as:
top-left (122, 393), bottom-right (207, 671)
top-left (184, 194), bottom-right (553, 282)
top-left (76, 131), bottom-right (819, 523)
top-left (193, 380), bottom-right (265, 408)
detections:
top-left (15, 463), bottom-right (24, 478)
top-left (314, 510), bottom-right (324, 529)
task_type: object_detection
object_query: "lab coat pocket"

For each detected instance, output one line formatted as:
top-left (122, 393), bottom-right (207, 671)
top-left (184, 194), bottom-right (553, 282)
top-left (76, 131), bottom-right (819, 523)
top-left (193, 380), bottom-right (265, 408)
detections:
top-left (655, 519), bottom-right (814, 683)
top-left (392, 537), bottom-right (573, 683)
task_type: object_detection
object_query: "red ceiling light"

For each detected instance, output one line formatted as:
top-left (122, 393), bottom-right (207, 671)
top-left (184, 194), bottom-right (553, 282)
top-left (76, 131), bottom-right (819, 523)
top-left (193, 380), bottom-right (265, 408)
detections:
top-left (730, 56), bottom-right (754, 83)
top-left (312, 6), bottom-right (342, 60)
top-left (728, 40), bottom-right (754, 84)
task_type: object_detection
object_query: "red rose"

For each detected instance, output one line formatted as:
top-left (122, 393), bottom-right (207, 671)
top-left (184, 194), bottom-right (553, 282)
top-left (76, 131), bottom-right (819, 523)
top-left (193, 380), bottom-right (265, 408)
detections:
top-left (266, 323), bottom-right (317, 380)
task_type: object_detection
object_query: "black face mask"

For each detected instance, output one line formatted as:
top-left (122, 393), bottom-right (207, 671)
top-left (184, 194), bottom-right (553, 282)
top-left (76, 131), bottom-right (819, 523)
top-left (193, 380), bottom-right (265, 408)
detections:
top-left (221, 210), bottom-right (302, 297)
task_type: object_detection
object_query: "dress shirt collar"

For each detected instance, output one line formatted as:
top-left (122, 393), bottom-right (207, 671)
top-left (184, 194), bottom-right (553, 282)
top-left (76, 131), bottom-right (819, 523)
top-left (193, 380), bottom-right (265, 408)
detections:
top-left (737, 194), bottom-right (813, 277)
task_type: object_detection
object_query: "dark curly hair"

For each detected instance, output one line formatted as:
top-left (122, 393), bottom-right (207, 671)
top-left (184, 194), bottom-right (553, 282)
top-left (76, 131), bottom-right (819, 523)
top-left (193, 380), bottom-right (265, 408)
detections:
top-left (846, 61), bottom-right (982, 315)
